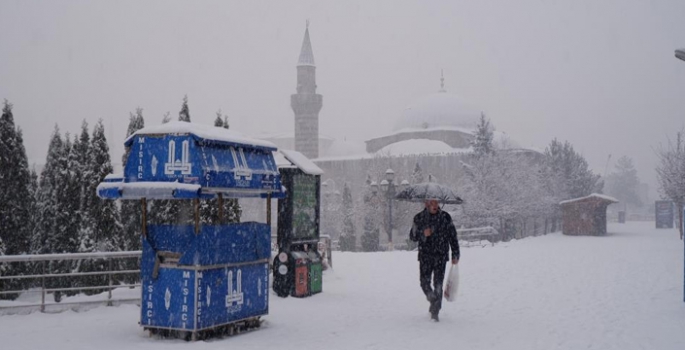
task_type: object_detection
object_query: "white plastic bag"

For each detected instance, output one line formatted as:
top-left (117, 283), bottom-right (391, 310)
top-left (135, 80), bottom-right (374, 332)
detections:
top-left (444, 264), bottom-right (459, 302)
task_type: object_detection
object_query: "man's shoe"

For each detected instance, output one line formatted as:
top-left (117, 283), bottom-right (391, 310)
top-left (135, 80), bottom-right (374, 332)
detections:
top-left (430, 312), bottom-right (439, 322)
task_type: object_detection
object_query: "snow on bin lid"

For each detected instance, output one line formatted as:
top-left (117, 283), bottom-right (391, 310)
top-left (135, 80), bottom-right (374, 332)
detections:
top-left (276, 149), bottom-right (324, 175)
top-left (124, 121), bottom-right (277, 151)
top-left (559, 193), bottom-right (619, 205)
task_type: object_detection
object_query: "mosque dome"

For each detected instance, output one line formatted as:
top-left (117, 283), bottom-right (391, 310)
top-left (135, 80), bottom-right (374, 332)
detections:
top-left (393, 91), bottom-right (482, 132)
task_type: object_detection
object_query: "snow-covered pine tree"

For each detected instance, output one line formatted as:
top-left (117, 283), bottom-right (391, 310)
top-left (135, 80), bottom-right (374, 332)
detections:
top-left (161, 111), bottom-right (171, 124)
top-left (223, 115), bottom-right (229, 129)
top-left (606, 156), bottom-right (642, 208)
top-left (339, 183), bottom-right (357, 251)
top-left (540, 138), bottom-right (602, 231)
top-left (0, 101), bottom-right (32, 255)
top-left (472, 113), bottom-right (495, 157)
top-left (178, 95), bottom-right (191, 122)
top-left (76, 121), bottom-right (95, 253)
top-left (214, 110), bottom-right (224, 127)
top-left (27, 166), bottom-right (39, 250)
top-left (411, 162), bottom-right (424, 184)
top-left (544, 139), bottom-right (602, 200)
top-left (75, 120), bottom-right (122, 294)
top-left (31, 126), bottom-right (77, 300)
top-left (361, 186), bottom-right (381, 252)
top-left (0, 100), bottom-right (33, 298)
top-left (32, 126), bottom-right (64, 256)
top-left (121, 109), bottom-right (145, 251)
top-left (88, 120), bottom-right (122, 252)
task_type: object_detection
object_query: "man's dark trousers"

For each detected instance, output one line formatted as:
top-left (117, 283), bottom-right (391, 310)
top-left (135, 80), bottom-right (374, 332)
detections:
top-left (420, 256), bottom-right (446, 314)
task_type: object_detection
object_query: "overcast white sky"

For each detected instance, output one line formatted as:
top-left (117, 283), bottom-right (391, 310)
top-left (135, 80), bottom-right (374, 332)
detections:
top-left (2, 0), bottom-right (685, 191)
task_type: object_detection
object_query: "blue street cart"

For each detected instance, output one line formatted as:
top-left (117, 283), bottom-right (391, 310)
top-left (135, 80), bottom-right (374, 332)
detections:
top-left (97, 122), bottom-right (284, 340)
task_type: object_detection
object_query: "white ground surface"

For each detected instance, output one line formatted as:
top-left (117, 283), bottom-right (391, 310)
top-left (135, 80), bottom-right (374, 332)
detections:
top-left (1, 222), bottom-right (684, 350)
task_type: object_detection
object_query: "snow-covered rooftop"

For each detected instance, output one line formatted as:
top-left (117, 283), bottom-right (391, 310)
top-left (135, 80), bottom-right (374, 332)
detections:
top-left (125, 121), bottom-right (277, 150)
top-left (275, 149), bottom-right (324, 175)
top-left (559, 193), bottom-right (619, 205)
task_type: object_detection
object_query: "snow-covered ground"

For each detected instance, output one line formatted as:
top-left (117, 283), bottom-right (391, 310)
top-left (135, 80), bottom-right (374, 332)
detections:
top-left (1, 222), bottom-right (684, 350)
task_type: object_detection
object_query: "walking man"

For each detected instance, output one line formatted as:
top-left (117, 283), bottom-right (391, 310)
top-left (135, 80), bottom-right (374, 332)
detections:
top-left (409, 199), bottom-right (460, 322)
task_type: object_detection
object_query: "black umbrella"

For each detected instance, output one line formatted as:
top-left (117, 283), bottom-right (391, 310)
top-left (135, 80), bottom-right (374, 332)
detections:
top-left (395, 181), bottom-right (463, 204)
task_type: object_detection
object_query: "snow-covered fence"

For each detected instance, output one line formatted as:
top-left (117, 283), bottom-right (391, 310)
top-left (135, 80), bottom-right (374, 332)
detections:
top-left (458, 226), bottom-right (500, 246)
top-left (0, 251), bottom-right (141, 313)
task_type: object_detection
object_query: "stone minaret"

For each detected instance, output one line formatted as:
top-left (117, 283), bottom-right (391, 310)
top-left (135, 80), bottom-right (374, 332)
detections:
top-left (291, 22), bottom-right (322, 159)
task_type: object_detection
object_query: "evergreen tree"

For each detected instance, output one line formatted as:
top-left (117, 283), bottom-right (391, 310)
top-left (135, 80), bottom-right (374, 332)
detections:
top-left (32, 126), bottom-right (78, 301)
top-left (544, 139), bottom-right (602, 199)
top-left (161, 111), bottom-right (171, 124)
top-left (339, 183), bottom-right (356, 251)
top-left (606, 156), bottom-right (642, 208)
top-left (361, 187), bottom-right (380, 252)
top-left (214, 110), bottom-right (224, 127)
top-left (223, 115), bottom-right (229, 129)
top-left (74, 120), bottom-right (122, 294)
top-left (411, 162), bottom-right (424, 184)
top-left (0, 100), bottom-right (32, 256)
top-left (199, 196), bottom-right (242, 225)
top-left (472, 113), bottom-right (494, 157)
top-left (0, 100), bottom-right (33, 298)
top-left (121, 109), bottom-right (145, 252)
top-left (178, 95), bottom-right (191, 122)
top-left (32, 126), bottom-right (64, 256)
top-left (541, 139), bottom-right (602, 232)
top-left (88, 120), bottom-right (122, 251)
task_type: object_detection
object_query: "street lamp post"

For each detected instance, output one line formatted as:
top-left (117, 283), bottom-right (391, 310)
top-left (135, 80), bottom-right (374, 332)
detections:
top-left (675, 47), bottom-right (685, 303)
top-left (379, 168), bottom-right (408, 250)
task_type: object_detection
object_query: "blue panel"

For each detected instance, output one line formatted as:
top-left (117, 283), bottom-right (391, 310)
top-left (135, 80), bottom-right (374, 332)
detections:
top-left (139, 224), bottom-right (271, 331)
top-left (125, 135), bottom-right (202, 184)
top-left (144, 224), bottom-right (271, 266)
top-left (120, 134), bottom-right (283, 196)
top-left (140, 268), bottom-right (196, 331)
top-left (97, 186), bottom-right (121, 199)
top-left (195, 263), bottom-right (269, 330)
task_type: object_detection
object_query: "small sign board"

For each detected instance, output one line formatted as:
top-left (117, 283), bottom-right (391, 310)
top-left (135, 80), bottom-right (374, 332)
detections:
top-left (655, 201), bottom-right (674, 229)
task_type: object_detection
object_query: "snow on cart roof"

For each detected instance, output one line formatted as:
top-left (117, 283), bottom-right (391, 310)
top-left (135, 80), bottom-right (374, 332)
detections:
top-left (275, 149), bottom-right (324, 175)
top-left (559, 193), bottom-right (618, 205)
top-left (124, 121), bottom-right (278, 151)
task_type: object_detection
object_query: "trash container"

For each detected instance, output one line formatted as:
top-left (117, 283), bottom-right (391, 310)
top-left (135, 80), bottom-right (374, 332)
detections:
top-left (272, 250), bottom-right (292, 298)
top-left (308, 251), bottom-right (322, 295)
top-left (291, 251), bottom-right (310, 298)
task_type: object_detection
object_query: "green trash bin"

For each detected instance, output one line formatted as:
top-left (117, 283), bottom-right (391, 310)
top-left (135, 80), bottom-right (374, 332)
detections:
top-left (308, 251), bottom-right (323, 294)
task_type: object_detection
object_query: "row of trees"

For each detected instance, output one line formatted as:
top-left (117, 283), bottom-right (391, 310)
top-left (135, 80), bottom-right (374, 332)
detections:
top-left (0, 96), bottom-right (241, 300)
top-left (460, 114), bottom-right (603, 238)
top-left (656, 131), bottom-right (685, 239)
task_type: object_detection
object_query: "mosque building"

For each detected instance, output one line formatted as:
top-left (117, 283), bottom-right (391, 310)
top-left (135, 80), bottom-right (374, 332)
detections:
top-left (264, 25), bottom-right (541, 246)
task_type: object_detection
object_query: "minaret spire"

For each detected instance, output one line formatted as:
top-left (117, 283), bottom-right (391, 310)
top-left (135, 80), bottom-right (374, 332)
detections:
top-left (298, 20), bottom-right (316, 67)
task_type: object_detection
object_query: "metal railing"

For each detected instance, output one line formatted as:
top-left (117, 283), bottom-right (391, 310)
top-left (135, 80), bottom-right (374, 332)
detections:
top-left (0, 251), bottom-right (142, 313)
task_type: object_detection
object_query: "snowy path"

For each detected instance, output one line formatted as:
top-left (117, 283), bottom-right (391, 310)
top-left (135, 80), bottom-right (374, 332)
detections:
top-left (1, 222), bottom-right (684, 350)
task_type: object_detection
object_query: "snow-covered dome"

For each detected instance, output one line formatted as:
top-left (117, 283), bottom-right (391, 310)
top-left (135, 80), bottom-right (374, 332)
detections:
top-left (393, 92), bottom-right (482, 132)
